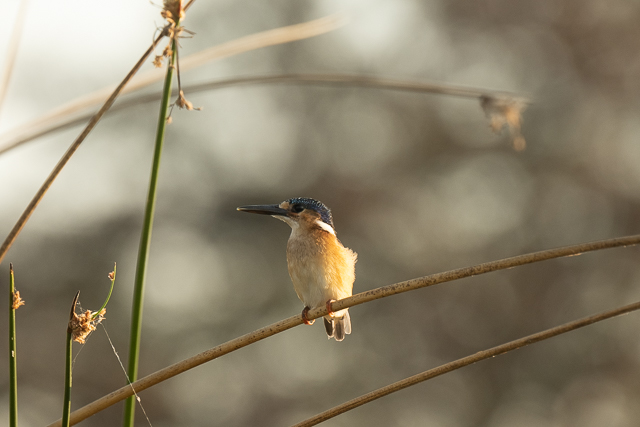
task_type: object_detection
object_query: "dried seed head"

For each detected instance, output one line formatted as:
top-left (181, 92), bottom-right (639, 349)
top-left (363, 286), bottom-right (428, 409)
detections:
top-left (12, 291), bottom-right (25, 310)
top-left (167, 26), bottom-right (179, 39)
top-left (153, 55), bottom-right (164, 68)
top-left (176, 91), bottom-right (192, 110)
top-left (154, 41), bottom-right (175, 66)
top-left (176, 90), bottom-right (201, 111)
top-left (481, 96), bottom-right (528, 151)
top-left (162, 0), bottom-right (184, 23)
top-left (69, 308), bottom-right (106, 344)
top-left (154, 0), bottom-right (184, 67)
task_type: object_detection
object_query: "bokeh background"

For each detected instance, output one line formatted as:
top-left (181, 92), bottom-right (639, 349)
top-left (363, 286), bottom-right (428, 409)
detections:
top-left (1, 0), bottom-right (640, 426)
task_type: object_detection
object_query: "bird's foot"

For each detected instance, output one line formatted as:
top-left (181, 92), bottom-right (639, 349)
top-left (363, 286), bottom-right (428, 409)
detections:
top-left (301, 306), bottom-right (315, 325)
top-left (326, 299), bottom-right (336, 317)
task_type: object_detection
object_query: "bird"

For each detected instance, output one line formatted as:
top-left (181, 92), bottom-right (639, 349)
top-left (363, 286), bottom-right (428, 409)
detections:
top-left (237, 197), bottom-right (357, 341)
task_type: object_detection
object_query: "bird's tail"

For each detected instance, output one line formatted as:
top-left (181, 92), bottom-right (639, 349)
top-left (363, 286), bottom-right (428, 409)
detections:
top-left (323, 310), bottom-right (351, 341)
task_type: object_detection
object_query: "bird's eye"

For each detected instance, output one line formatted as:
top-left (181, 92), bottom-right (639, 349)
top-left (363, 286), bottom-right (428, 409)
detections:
top-left (291, 204), bottom-right (304, 213)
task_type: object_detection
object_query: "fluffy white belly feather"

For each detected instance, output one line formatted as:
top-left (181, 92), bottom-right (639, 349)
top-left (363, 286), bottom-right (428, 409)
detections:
top-left (286, 227), bottom-right (354, 317)
top-left (288, 254), bottom-right (333, 308)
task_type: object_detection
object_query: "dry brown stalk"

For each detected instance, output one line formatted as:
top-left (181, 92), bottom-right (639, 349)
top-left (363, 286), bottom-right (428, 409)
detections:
top-left (0, 73), bottom-right (528, 154)
top-left (46, 233), bottom-right (640, 427)
top-left (292, 300), bottom-right (640, 427)
top-left (0, 22), bottom-right (171, 266)
top-left (0, 0), bottom-right (30, 114)
top-left (0, 1), bottom-right (202, 265)
top-left (0, 14), bottom-right (347, 154)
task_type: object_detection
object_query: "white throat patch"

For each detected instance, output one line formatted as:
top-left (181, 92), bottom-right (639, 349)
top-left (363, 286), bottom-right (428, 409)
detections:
top-left (274, 215), bottom-right (296, 228)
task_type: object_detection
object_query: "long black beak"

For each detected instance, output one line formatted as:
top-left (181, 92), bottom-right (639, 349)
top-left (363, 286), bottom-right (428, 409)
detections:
top-left (237, 204), bottom-right (289, 216)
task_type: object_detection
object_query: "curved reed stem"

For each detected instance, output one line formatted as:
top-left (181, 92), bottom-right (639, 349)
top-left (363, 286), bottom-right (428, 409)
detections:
top-left (292, 299), bottom-right (640, 426)
top-left (0, 28), bottom-right (169, 267)
top-left (0, 1), bottom-right (199, 267)
top-left (45, 233), bottom-right (640, 426)
top-left (0, 16), bottom-right (347, 155)
top-left (0, 0), bottom-right (29, 114)
top-left (0, 73), bottom-right (528, 154)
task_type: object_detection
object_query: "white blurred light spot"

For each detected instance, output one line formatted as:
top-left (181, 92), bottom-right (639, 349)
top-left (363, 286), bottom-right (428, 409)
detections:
top-left (318, 0), bottom-right (423, 57)
top-left (146, 224), bottom-right (226, 313)
top-left (206, 89), bottom-right (298, 189)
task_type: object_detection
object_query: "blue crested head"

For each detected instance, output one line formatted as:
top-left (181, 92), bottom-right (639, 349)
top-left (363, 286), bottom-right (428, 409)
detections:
top-left (287, 197), bottom-right (334, 228)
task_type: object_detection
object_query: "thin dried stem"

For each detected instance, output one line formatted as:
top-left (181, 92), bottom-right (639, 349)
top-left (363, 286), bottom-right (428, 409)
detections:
top-left (0, 73), bottom-right (529, 154)
top-left (292, 300), bottom-right (640, 427)
top-left (0, 15), bottom-right (347, 154)
top-left (46, 233), bottom-right (640, 426)
top-left (127, 74), bottom-right (528, 104)
top-left (0, 0), bottom-right (29, 115)
top-left (0, 25), bottom-right (170, 266)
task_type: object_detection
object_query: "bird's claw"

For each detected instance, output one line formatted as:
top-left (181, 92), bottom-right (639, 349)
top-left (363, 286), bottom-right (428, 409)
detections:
top-left (301, 306), bottom-right (315, 325)
top-left (326, 299), bottom-right (336, 317)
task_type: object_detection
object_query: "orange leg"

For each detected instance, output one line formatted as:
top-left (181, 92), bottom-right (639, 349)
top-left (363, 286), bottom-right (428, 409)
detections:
top-left (301, 306), bottom-right (315, 325)
top-left (326, 299), bottom-right (336, 317)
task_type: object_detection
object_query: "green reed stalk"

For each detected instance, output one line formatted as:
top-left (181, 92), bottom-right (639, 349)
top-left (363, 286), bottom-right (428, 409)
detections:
top-left (61, 292), bottom-right (79, 427)
top-left (9, 264), bottom-right (18, 427)
top-left (123, 34), bottom-right (178, 427)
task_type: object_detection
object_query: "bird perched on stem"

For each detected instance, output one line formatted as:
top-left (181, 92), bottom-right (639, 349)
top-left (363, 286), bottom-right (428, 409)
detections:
top-left (238, 197), bottom-right (357, 341)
